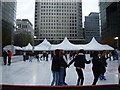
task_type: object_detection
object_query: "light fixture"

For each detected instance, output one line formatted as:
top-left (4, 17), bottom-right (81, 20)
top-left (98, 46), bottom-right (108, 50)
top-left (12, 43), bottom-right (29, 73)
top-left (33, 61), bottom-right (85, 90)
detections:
top-left (114, 37), bottom-right (118, 40)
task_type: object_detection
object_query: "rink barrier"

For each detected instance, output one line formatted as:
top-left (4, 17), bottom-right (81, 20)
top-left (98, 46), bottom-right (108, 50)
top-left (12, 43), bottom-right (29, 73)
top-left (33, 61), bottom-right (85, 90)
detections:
top-left (0, 84), bottom-right (120, 90)
top-left (0, 57), bottom-right (3, 65)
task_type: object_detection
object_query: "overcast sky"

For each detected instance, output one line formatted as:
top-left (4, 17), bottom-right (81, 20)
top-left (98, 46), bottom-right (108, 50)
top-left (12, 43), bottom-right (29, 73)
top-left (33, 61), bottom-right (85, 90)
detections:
top-left (16, 0), bottom-right (99, 27)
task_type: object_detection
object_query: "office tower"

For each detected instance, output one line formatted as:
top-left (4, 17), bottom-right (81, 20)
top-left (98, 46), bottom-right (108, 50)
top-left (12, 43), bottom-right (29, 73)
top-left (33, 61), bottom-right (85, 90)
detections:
top-left (0, 0), bottom-right (2, 56)
top-left (84, 12), bottom-right (100, 43)
top-left (99, 1), bottom-right (120, 48)
top-left (2, 1), bottom-right (17, 48)
top-left (16, 19), bottom-right (34, 36)
top-left (14, 19), bottom-right (34, 46)
top-left (34, 0), bottom-right (83, 44)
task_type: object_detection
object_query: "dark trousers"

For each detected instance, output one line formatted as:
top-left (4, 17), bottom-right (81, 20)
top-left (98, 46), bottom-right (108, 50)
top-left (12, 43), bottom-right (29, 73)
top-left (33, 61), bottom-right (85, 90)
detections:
top-left (63, 68), bottom-right (66, 82)
top-left (76, 68), bottom-right (84, 85)
top-left (8, 58), bottom-right (11, 65)
top-left (23, 55), bottom-right (26, 61)
top-left (3, 57), bottom-right (7, 65)
top-left (92, 70), bottom-right (100, 85)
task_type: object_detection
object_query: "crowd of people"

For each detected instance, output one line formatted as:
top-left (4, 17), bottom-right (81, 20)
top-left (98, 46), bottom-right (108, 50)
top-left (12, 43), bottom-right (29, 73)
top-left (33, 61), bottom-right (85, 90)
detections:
top-left (23, 51), bottom-right (50, 62)
top-left (51, 49), bottom-right (115, 86)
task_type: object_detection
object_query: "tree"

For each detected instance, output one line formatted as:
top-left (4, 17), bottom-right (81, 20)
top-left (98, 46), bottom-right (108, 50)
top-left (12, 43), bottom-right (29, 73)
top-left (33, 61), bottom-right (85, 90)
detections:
top-left (14, 31), bottom-right (33, 47)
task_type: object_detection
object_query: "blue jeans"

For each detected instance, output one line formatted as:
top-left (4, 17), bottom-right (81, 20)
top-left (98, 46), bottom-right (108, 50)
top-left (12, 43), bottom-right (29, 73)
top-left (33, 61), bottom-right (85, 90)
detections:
top-left (59, 67), bottom-right (65, 85)
top-left (51, 71), bottom-right (59, 86)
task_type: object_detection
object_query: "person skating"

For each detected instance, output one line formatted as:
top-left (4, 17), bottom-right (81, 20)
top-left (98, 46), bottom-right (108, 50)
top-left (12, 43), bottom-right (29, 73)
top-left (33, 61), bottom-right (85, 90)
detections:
top-left (2, 50), bottom-right (8, 65)
top-left (51, 49), bottom-right (61, 86)
top-left (7, 50), bottom-right (12, 66)
top-left (46, 52), bottom-right (49, 61)
top-left (68, 49), bottom-right (91, 85)
top-left (59, 49), bottom-right (68, 86)
top-left (92, 51), bottom-right (101, 85)
top-left (99, 50), bottom-right (109, 80)
top-left (23, 51), bottom-right (26, 61)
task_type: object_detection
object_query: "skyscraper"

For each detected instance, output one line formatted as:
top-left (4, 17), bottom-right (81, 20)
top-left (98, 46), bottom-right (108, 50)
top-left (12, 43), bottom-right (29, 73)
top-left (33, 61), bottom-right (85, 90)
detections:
top-left (0, 1), bottom-right (2, 56)
top-left (84, 12), bottom-right (100, 43)
top-left (34, 0), bottom-right (83, 44)
top-left (99, 1), bottom-right (120, 48)
top-left (2, 1), bottom-right (17, 48)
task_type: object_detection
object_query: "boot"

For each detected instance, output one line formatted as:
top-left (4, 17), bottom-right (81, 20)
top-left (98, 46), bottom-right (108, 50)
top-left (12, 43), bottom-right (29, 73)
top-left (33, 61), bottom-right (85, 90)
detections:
top-left (99, 76), bottom-right (103, 80)
top-left (103, 76), bottom-right (106, 80)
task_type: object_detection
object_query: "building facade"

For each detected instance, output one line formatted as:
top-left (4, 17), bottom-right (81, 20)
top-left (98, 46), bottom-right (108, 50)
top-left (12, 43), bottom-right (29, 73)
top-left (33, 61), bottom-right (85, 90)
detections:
top-left (0, 1), bottom-right (2, 56)
top-left (34, 0), bottom-right (83, 44)
top-left (84, 12), bottom-right (100, 43)
top-left (99, 1), bottom-right (120, 48)
top-left (2, 1), bottom-right (17, 48)
top-left (16, 19), bottom-right (34, 36)
top-left (14, 19), bottom-right (34, 47)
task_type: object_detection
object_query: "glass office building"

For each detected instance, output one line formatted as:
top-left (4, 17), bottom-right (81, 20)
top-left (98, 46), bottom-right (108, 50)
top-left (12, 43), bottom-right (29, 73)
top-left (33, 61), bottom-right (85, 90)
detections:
top-left (34, 0), bottom-right (83, 44)
top-left (0, 1), bottom-right (2, 56)
top-left (2, 1), bottom-right (17, 48)
top-left (99, 1), bottom-right (120, 48)
top-left (84, 12), bottom-right (100, 43)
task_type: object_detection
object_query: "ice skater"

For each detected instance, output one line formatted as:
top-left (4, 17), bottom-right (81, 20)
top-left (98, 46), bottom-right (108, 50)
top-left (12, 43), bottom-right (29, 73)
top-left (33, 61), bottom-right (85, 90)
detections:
top-left (99, 50), bottom-right (109, 80)
top-left (7, 50), bottom-right (12, 66)
top-left (42, 52), bottom-right (46, 61)
top-left (36, 53), bottom-right (40, 62)
top-left (59, 49), bottom-right (68, 86)
top-left (91, 51), bottom-right (101, 85)
top-left (2, 50), bottom-right (8, 65)
top-left (68, 49), bottom-right (91, 85)
top-left (51, 49), bottom-right (61, 86)
top-left (46, 52), bottom-right (49, 61)
top-left (29, 52), bottom-right (33, 62)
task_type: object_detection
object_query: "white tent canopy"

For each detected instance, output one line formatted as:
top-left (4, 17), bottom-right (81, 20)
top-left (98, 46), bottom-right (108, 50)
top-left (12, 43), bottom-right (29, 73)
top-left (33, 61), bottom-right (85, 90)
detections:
top-left (3, 45), bottom-right (23, 51)
top-left (34, 38), bottom-right (51, 51)
top-left (83, 37), bottom-right (114, 51)
top-left (50, 37), bottom-right (79, 50)
top-left (22, 43), bottom-right (33, 51)
top-left (4, 37), bottom-right (113, 52)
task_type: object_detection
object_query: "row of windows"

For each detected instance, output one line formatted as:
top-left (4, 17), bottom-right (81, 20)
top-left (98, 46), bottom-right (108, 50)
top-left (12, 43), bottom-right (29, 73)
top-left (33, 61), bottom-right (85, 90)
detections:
top-left (40, 9), bottom-right (77, 12)
top-left (40, 23), bottom-right (77, 25)
top-left (35, 30), bottom-right (77, 33)
top-left (40, 13), bottom-right (76, 16)
top-left (41, 30), bottom-right (77, 33)
top-left (41, 6), bottom-right (77, 9)
top-left (39, 16), bottom-right (77, 19)
top-left (40, 19), bottom-right (77, 22)
top-left (17, 24), bottom-right (28, 28)
top-left (39, 26), bottom-right (77, 29)
top-left (37, 34), bottom-right (77, 37)
top-left (40, 2), bottom-right (79, 6)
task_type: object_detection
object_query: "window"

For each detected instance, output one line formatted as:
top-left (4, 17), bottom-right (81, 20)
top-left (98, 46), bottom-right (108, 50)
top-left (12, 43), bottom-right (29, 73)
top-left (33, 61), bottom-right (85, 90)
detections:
top-left (22, 25), bottom-right (27, 28)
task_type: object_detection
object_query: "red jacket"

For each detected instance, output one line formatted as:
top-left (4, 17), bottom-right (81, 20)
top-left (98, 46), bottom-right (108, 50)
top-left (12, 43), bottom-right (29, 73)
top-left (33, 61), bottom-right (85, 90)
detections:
top-left (8, 52), bottom-right (12, 58)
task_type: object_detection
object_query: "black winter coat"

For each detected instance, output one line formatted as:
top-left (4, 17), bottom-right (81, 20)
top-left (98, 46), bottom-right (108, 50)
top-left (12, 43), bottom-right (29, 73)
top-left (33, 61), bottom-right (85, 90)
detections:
top-left (51, 55), bottom-right (60, 72)
top-left (92, 56), bottom-right (101, 72)
top-left (59, 55), bottom-right (68, 68)
top-left (99, 56), bottom-right (108, 74)
top-left (2, 51), bottom-right (8, 59)
top-left (69, 53), bottom-right (91, 69)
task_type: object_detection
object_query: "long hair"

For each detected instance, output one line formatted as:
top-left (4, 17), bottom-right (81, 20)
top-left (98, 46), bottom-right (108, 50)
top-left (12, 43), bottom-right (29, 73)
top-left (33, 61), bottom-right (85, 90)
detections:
top-left (55, 49), bottom-right (60, 56)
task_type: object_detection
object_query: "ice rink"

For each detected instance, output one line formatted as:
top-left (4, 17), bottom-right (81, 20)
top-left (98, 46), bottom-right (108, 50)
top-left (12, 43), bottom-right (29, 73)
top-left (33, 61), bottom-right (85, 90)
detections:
top-left (0, 55), bottom-right (119, 86)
